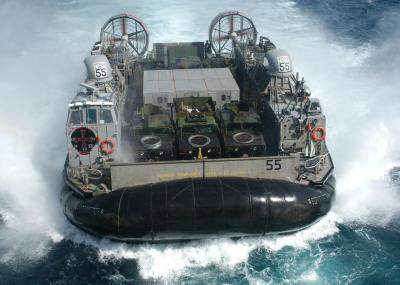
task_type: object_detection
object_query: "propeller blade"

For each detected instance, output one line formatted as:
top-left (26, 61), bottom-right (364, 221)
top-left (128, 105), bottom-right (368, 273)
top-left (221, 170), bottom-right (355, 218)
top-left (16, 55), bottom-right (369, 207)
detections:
top-left (235, 27), bottom-right (254, 35)
top-left (229, 14), bottom-right (234, 33)
top-left (128, 40), bottom-right (139, 54)
top-left (128, 30), bottom-right (144, 37)
top-left (122, 17), bottom-right (126, 35)
top-left (213, 28), bottom-right (229, 34)
top-left (212, 34), bottom-right (230, 41)
top-left (103, 31), bottom-right (122, 39)
top-left (219, 39), bottom-right (230, 51)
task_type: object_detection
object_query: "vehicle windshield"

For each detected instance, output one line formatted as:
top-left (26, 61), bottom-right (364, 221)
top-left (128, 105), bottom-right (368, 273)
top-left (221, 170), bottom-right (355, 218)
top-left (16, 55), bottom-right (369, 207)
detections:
top-left (135, 127), bottom-right (171, 135)
top-left (243, 123), bottom-right (262, 132)
top-left (227, 123), bottom-right (241, 131)
top-left (86, 108), bottom-right (97, 124)
top-left (100, 108), bottom-right (113, 124)
top-left (227, 122), bottom-right (262, 132)
top-left (182, 124), bottom-right (218, 134)
top-left (69, 109), bottom-right (83, 125)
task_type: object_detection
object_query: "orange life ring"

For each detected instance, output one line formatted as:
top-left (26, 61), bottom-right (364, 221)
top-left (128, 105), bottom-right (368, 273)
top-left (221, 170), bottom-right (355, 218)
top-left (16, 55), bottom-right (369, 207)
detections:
top-left (100, 138), bottom-right (115, 155)
top-left (305, 123), bottom-right (313, 131)
top-left (311, 127), bottom-right (326, 142)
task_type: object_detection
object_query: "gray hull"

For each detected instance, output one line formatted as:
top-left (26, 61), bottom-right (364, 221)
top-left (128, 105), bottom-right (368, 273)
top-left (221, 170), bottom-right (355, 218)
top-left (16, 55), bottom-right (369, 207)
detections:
top-left (61, 176), bottom-right (335, 242)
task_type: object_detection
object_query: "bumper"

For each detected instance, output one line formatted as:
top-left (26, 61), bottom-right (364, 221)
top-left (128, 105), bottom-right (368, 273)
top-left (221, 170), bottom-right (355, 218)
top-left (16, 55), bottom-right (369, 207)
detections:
top-left (61, 175), bottom-right (335, 243)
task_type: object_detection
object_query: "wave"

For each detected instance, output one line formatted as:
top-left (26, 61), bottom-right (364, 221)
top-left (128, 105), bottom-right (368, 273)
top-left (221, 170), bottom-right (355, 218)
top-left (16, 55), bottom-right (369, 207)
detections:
top-left (56, 212), bottom-right (337, 282)
top-left (0, 0), bottom-right (399, 280)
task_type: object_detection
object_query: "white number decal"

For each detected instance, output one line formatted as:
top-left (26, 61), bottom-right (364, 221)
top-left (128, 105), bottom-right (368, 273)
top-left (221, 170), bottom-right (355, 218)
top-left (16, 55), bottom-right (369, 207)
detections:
top-left (277, 56), bottom-right (291, 72)
top-left (93, 62), bottom-right (108, 78)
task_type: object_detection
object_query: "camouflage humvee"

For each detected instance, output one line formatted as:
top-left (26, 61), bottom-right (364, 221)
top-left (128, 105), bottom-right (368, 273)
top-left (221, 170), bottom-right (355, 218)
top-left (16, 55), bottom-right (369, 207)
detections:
top-left (133, 104), bottom-right (176, 161)
top-left (218, 102), bottom-right (266, 157)
top-left (173, 97), bottom-right (222, 159)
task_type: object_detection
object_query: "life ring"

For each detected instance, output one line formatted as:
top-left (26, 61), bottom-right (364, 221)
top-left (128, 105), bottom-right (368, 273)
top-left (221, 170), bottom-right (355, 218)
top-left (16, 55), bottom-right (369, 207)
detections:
top-left (305, 123), bottom-right (313, 131)
top-left (311, 127), bottom-right (326, 142)
top-left (100, 138), bottom-right (115, 155)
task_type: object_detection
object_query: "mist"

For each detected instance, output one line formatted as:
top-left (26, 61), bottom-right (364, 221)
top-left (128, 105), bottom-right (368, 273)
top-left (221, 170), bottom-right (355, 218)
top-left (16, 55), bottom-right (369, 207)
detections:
top-left (0, 0), bottom-right (399, 279)
top-left (0, 0), bottom-right (92, 263)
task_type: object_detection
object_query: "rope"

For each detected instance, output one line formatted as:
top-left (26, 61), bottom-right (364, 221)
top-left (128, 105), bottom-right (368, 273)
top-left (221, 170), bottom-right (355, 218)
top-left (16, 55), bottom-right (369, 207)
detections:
top-left (67, 166), bottom-right (103, 179)
top-left (304, 153), bottom-right (329, 170)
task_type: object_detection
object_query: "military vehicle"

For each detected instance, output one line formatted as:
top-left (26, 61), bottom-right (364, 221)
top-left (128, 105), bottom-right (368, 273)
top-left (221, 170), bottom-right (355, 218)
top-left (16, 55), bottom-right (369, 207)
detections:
top-left (132, 104), bottom-right (175, 162)
top-left (173, 97), bottom-right (222, 159)
top-left (218, 101), bottom-right (266, 157)
top-left (62, 12), bottom-right (335, 242)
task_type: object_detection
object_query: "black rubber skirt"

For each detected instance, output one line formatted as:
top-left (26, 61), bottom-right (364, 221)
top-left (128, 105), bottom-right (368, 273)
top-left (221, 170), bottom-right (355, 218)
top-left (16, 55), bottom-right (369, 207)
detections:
top-left (61, 176), bottom-right (335, 242)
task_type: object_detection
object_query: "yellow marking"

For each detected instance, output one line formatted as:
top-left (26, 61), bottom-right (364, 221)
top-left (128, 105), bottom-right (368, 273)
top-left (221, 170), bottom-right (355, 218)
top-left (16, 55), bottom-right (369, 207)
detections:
top-left (158, 170), bottom-right (202, 179)
top-left (205, 170), bottom-right (247, 176)
top-left (197, 147), bottom-right (207, 160)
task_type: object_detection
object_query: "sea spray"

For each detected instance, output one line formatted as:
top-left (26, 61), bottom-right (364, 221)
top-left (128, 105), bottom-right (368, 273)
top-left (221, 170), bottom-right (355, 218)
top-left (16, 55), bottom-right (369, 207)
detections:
top-left (0, 1), bottom-right (399, 283)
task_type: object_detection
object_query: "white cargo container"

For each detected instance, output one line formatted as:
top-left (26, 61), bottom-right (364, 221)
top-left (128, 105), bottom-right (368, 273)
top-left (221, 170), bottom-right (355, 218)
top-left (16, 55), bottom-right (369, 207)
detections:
top-left (143, 68), bottom-right (240, 109)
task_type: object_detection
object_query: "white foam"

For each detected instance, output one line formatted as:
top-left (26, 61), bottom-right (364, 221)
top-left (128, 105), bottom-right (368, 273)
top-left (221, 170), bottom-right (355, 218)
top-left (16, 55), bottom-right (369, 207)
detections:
top-left (84, 2), bottom-right (400, 280)
top-left (87, 213), bottom-right (338, 281)
top-left (273, 2), bottom-right (400, 226)
top-left (1, 0), bottom-right (400, 280)
top-left (0, 0), bottom-right (89, 263)
top-left (300, 270), bottom-right (319, 282)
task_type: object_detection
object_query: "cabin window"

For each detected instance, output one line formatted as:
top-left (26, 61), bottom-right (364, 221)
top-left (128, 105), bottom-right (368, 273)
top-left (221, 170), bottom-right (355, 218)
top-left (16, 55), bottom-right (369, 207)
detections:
top-left (86, 108), bottom-right (97, 124)
top-left (221, 94), bottom-right (226, 101)
top-left (243, 123), bottom-right (262, 132)
top-left (69, 110), bottom-right (82, 125)
top-left (310, 102), bottom-right (321, 112)
top-left (100, 109), bottom-right (113, 124)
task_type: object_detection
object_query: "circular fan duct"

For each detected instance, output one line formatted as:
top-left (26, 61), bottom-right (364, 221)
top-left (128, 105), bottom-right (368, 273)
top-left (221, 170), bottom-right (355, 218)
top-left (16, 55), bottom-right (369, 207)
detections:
top-left (100, 13), bottom-right (149, 56)
top-left (209, 11), bottom-right (257, 54)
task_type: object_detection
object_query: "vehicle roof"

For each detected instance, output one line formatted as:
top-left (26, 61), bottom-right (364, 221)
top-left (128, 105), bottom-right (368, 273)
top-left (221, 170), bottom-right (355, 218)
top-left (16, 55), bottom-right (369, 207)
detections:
top-left (174, 96), bottom-right (213, 113)
top-left (232, 112), bottom-right (260, 124)
top-left (148, 114), bottom-right (172, 128)
top-left (176, 112), bottom-right (216, 126)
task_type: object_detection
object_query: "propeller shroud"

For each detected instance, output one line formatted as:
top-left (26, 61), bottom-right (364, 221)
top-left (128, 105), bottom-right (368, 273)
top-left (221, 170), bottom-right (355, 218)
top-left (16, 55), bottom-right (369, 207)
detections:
top-left (209, 11), bottom-right (257, 55)
top-left (100, 13), bottom-right (149, 56)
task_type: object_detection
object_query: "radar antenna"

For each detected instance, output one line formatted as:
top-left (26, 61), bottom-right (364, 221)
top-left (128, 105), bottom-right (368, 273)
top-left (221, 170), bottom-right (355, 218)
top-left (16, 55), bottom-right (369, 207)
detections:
top-left (100, 13), bottom-right (149, 56)
top-left (209, 11), bottom-right (257, 55)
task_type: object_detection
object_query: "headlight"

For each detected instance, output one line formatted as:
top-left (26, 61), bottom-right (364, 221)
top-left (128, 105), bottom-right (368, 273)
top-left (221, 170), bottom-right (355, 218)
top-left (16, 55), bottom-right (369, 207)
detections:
top-left (253, 146), bottom-right (257, 151)
top-left (159, 151), bottom-right (164, 155)
top-left (234, 147), bottom-right (239, 152)
top-left (207, 149), bottom-right (212, 153)
top-left (139, 151), bottom-right (145, 156)
top-left (188, 150), bottom-right (193, 154)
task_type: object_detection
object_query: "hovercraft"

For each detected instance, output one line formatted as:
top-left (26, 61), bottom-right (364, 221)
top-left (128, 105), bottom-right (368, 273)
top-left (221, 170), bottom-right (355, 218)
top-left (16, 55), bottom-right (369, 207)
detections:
top-left (62, 11), bottom-right (335, 242)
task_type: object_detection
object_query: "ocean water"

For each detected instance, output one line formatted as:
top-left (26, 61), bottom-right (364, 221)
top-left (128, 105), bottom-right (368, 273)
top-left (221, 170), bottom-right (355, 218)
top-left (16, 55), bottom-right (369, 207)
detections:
top-left (0, 0), bottom-right (400, 284)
